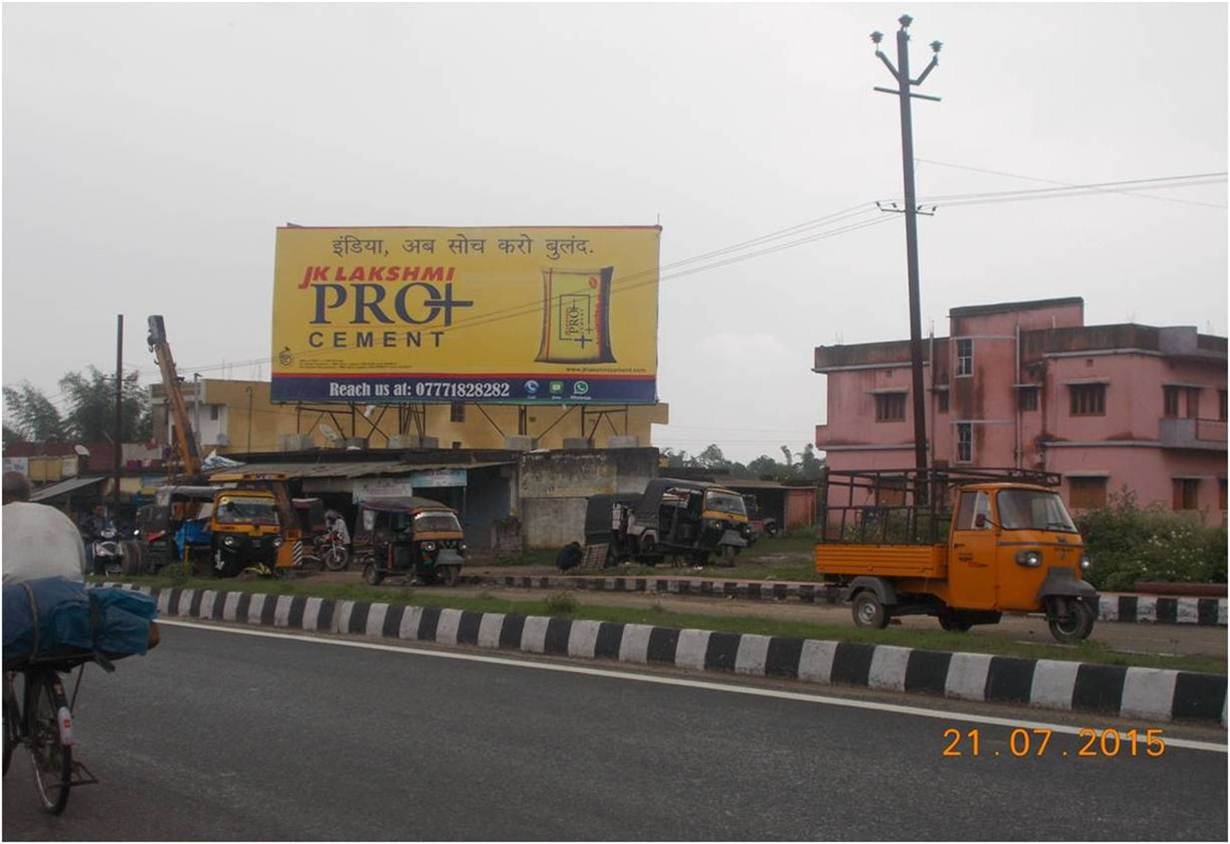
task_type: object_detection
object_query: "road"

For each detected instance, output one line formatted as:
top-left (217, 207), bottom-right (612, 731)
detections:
top-left (4, 623), bottom-right (1226, 841)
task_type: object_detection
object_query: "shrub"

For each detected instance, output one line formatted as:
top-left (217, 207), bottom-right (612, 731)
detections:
top-left (1074, 490), bottom-right (1228, 591)
top-left (544, 592), bottom-right (578, 616)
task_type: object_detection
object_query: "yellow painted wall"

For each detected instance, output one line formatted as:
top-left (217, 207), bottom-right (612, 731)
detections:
top-left (153, 379), bottom-right (668, 453)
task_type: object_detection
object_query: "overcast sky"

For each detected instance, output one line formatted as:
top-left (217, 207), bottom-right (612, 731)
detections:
top-left (3, 2), bottom-right (1226, 462)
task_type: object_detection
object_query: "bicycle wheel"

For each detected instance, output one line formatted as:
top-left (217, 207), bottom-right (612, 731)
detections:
top-left (24, 670), bottom-right (72, 814)
top-left (324, 544), bottom-right (350, 571)
top-left (3, 674), bottom-right (17, 776)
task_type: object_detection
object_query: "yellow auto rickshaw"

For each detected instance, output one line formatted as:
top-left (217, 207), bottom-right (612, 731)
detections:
top-left (353, 497), bottom-right (466, 586)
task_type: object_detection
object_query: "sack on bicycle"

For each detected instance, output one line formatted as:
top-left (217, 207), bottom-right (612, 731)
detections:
top-left (3, 578), bottom-right (158, 669)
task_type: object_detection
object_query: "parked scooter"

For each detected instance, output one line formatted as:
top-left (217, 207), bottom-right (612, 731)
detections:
top-left (90, 523), bottom-right (125, 576)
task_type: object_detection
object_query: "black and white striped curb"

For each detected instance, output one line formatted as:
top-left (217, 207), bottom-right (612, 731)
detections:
top-left (463, 574), bottom-right (1229, 627)
top-left (108, 583), bottom-right (1228, 726)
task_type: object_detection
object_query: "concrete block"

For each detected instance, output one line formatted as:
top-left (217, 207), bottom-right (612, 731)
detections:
top-left (607, 435), bottom-right (640, 448)
top-left (279, 434), bottom-right (314, 451)
top-left (562, 438), bottom-right (593, 450)
top-left (505, 435), bottom-right (537, 451)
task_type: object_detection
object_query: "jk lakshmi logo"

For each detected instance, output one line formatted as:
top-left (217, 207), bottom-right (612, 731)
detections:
top-left (296, 266), bottom-right (475, 352)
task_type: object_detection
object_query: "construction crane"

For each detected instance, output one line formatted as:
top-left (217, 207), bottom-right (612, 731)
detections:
top-left (147, 315), bottom-right (202, 479)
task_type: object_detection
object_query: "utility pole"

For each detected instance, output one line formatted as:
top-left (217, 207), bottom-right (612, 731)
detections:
top-left (113, 315), bottom-right (124, 515)
top-left (871, 14), bottom-right (942, 473)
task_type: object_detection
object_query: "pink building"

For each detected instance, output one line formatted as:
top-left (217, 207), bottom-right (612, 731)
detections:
top-left (814, 297), bottom-right (1227, 517)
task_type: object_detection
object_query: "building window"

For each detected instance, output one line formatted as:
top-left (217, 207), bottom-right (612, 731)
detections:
top-left (936, 390), bottom-right (949, 413)
top-left (1069, 477), bottom-right (1107, 510)
top-left (209, 405), bottom-right (220, 421)
top-left (955, 423), bottom-right (972, 463)
top-left (1184, 387), bottom-right (1201, 419)
top-left (874, 392), bottom-right (906, 422)
top-left (1172, 478), bottom-right (1200, 511)
top-left (1163, 386), bottom-right (1180, 418)
top-left (1220, 479), bottom-right (1227, 511)
top-left (450, 402), bottom-right (466, 423)
top-left (452, 441), bottom-right (462, 449)
top-left (955, 339), bottom-right (973, 377)
top-left (1018, 387), bottom-right (1038, 412)
top-left (1220, 390), bottom-right (1227, 422)
top-left (1070, 384), bottom-right (1105, 416)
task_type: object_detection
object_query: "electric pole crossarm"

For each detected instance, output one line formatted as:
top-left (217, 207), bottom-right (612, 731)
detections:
top-left (911, 55), bottom-right (939, 86)
top-left (875, 50), bottom-right (900, 80)
top-left (873, 86), bottom-right (943, 102)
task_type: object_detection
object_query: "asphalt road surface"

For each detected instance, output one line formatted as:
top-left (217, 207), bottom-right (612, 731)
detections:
top-left (4, 623), bottom-right (1226, 841)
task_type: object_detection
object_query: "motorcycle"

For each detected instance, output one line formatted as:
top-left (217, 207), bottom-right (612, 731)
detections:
top-left (91, 525), bottom-right (125, 577)
top-left (302, 530), bottom-right (350, 572)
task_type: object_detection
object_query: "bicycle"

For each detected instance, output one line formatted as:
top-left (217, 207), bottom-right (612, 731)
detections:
top-left (3, 656), bottom-right (100, 815)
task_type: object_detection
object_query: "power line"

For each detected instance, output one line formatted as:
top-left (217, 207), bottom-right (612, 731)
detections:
top-left (915, 158), bottom-right (1228, 209)
top-left (891, 171), bottom-right (1227, 208)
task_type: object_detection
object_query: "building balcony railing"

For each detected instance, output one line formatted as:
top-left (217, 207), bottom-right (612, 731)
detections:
top-left (1158, 417), bottom-right (1228, 451)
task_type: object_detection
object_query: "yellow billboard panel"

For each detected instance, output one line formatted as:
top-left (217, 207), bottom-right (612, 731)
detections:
top-left (271, 226), bottom-right (659, 404)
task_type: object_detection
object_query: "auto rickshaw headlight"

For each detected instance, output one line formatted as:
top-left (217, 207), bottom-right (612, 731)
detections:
top-left (459, 542), bottom-right (467, 554)
top-left (223, 536), bottom-right (237, 548)
top-left (422, 541), bottom-right (437, 552)
top-left (1015, 550), bottom-right (1042, 567)
top-left (272, 536), bottom-right (284, 548)
top-left (1080, 554), bottom-right (1091, 570)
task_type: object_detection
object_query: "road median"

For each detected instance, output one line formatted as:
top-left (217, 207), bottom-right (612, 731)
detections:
top-left (462, 571), bottom-right (1229, 627)
top-left (104, 579), bottom-right (1228, 726)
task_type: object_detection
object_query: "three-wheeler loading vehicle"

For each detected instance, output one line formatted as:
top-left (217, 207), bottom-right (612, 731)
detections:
top-left (815, 468), bottom-right (1098, 643)
top-left (353, 497), bottom-right (466, 586)
top-left (742, 494), bottom-right (779, 543)
top-left (134, 485), bottom-right (219, 572)
top-left (207, 472), bottom-right (302, 578)
top-left (588, 478), bottom-right (752, 566)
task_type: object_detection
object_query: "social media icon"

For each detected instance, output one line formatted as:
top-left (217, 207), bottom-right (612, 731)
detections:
top-left (573, 381), bottom-right (589, 395)
top-left (525, 380), bottom-right (539, 394)
top-left (549, 381), bottom-right (564, 394)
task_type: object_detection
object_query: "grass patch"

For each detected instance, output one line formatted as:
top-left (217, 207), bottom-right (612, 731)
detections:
top-left (103, 573), bottom-right (1226, 675)
top-left (544, 592), bottom-right (579, 616)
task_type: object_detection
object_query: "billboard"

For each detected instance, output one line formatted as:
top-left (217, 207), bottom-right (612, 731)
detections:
top-left (271, 226), bottom-right (659, 405)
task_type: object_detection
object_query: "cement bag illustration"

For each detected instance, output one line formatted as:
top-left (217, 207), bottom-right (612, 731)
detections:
top-left (535, 267), bottom-right (616, 364)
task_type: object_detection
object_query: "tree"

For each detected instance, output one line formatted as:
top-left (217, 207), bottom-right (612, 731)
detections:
top-left (2, 368), bottom-right (151, 444)
top-left (59, 367), bottom-right (151, 442)
top-left (2, 381), bottom-right (68, 442)
top-left (694, 443), bottom-right (730, 470)
top-left (798, 443), bottom-right (826, 481)
top-left (660, 447), bottom-right (693, 468)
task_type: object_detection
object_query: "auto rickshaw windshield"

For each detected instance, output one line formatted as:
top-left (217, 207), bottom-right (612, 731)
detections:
top-left (996, 490), bottom-right (1077, 532)
top-left (414, 511), bottom-right (462, 532)
top-left (704, 491), bottom-right (746, 515)
top-left (215, 496), bottom-right (279, 526)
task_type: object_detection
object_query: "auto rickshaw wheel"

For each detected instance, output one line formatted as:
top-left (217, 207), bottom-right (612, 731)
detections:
top-left (938, 611), bottom-right (972, 633)
top-left (1047, 599), bottom-right (1095, 644)
top-left (362, 563), bottom-right (385, 586)
top-left (852, 590), bottom-right (889, 629)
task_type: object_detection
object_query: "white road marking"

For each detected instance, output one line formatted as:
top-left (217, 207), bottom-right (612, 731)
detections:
top-left (157, 619), bottom-right (1228, 754)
